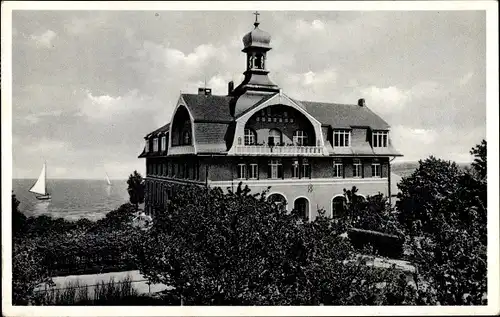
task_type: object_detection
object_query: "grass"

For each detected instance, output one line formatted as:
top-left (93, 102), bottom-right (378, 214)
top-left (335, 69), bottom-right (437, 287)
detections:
top-left (33, 276), bottom-right (163, 305)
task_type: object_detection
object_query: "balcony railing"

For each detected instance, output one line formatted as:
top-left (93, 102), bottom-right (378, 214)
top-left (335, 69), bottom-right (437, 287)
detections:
top-left (168, 145), bottom-right (195, 155)
top-left (233, 145), bottom-right (324, 156)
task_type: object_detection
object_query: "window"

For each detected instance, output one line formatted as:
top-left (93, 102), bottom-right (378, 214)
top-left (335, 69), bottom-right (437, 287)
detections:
top-left (292, 160), bottom-right (300, 178)
top-left (238, 164), bottom-right (247, 179)
top-left (249, 164), bottom-right (258, 179)
top-left (302, 159), bottom-right (311, 178)
top-left (332, 196), bottom-right (346, 218)
top-left (268, 129), bottom-right (282, 146)
top-left (161, 136), bottom-right (167, 151)
top-left (333, 160), bottom-right (343, 178)
top-left (255, 53), bottom-right (263, 69)
top-left (268, 159), bottom-right (283, 179)
top-left (145, 140), bottom-right (150, 152)
top-left (294, 198), bottom-right (309, 221)
top-left (372, 163), bottom-right (381, 177)
top-left (182, 131), bottom-right (191, 145)
top-left (153, 138), bottom-right (159, 152)
top-left (334, 130), bottom-right (350, 147)
top-left (244, 129), bottom-right (256, 145)
top-left (353, 159), bottom-right (362, 178)
top-left (293, 130), bottom-right (308, 146)
top-left (372, 131), bottom-right (388, 148)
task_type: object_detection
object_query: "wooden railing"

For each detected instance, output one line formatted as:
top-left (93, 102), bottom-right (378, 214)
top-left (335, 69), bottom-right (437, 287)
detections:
top-left (233, 145), bottom-right (324, 156)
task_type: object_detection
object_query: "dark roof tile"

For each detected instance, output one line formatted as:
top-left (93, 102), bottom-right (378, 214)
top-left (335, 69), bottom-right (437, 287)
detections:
top-left (181, 94), bottom-right (233, 122)
top-left (294, 99), bottom-right (390, 130)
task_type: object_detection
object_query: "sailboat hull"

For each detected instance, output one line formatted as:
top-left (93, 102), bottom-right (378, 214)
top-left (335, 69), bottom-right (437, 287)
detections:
top-left (36, 194), bottom-right (51, 200)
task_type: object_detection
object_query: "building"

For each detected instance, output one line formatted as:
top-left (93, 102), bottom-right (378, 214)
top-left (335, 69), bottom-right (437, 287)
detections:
top-left (138, 14), bottom-right (403, 220)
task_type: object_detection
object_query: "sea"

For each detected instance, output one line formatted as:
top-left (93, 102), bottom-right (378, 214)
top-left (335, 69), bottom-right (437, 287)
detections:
top-left (12, 179), bottom-right (130, 221)
top-left (12, 161), bottom-right (466, 221)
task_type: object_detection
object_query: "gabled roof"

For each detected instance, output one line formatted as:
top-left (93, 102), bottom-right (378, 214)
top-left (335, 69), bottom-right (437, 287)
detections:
top-left (294, 100), bottom-right (391, 130)
top-left (181, 94), bottom-right (233, 122)
top-left (145, 123), bottom-right (170, 138)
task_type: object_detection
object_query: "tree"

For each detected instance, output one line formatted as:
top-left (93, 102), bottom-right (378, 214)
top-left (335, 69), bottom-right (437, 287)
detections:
top-left (396, 156), bottom-right (462, 235)
top-left (127, 171), bottom-right (145, 212)
top-left (470, 139), bottom-right (486, 180)
top-left (132, 183), bottom-right (411, 305)
top-left (12, 193), bottom-right (26, 236)
top-left (395, 142), bottom-right (487, 305)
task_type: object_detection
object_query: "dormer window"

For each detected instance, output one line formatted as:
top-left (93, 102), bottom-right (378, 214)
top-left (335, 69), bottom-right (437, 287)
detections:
top-left (334, 130), bottom-right (350, 147)
top-left (161, 136), bottom-right (167, 151)
top-left (244, 128), bottom-right (256, 145)
top-left (153, 138), bottom-right (159, 152)
top-left (145, 140), bottom-right (150, 153)
top-left (372, 131), bottom-right (388, 148)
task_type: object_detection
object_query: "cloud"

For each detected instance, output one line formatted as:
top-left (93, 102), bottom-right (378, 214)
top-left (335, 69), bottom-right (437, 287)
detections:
top-left (24, 138), bottom-right (69, 154)
top-left (24, 110), bottom-right (63, 124)
top-left (30, 30), bottom-right (57, 48)
top-left (361, 86), bottom-right (409, 112)
top-left (138, 41), bottom-right (228, 77)
top-left (459, 71), bottom-right (474, 86)
top-left (296, 19), bottom-right (326, 34)
top-left (79, 89), bottom-right (157, 120)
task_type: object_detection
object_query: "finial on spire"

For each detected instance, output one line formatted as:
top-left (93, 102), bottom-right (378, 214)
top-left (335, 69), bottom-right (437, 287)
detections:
top-left (253, 11), bottom-right (260, 27)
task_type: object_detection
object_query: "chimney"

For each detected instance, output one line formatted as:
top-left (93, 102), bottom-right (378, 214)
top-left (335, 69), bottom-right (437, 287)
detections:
top-left (358, 98), bottom-right (365, 107)
top-left (198, 87), bottom-right (212, 95)
top-left (228, 81), bottom-right (234, 95)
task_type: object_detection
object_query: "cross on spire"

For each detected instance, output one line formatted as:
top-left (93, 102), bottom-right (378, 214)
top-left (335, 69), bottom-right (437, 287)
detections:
top-left (253, 11), bottom-right (260, 27)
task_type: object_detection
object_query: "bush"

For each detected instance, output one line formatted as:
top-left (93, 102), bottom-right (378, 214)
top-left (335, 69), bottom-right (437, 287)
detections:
top-left (132, 183), bottom-right (414, 305)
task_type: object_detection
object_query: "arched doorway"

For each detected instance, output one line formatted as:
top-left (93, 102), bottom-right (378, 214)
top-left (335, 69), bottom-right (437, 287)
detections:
top-left (267, 193), bottom-right (287, 211)
top-left (294, 197), bottom-right (309, 221)
top-left (332, 196), bottom-right (347, 218)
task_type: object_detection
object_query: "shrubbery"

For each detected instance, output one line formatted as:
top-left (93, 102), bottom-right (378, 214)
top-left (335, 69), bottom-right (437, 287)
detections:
top-left (132, 184), bottom-right (416, 305)
top-left (12, 200), bottom-right (142, 305)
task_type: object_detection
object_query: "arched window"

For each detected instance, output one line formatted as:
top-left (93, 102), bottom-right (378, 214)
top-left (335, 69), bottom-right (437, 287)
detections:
top-left (268, 129), bottom-right (282, 146)
top-left (255, 53), bottom-right (264, 69)
top-left (244, 128), bottom-right (256, 145)
top-left (182, 131), bottom-right (191, 145)
top-left (293, 130), bottom-right (308, 146)
top-left (268, 193), bottom-right (287, 211)
top-left (294, 197), bottom-right (309, 221)
top-left (332, 196), bottom-right (347, 218)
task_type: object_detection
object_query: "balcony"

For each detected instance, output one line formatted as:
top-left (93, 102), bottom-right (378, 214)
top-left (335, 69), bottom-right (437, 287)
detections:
top-left (168, 145), bottom-right (195, 156)
top-left (233, 145), bottom-right (324, 156)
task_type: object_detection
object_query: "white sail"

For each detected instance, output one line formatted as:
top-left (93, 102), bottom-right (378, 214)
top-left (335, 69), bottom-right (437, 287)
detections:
top-left (105, 172), bottom-right (112, 186)
top-left (29, 164), bottom-right (47, 195)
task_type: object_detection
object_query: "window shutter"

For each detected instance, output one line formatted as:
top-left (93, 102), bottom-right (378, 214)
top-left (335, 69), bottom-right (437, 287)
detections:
top-left (267, 164), bottom-right (271, 178)
top-left (279, 164), bottom-right (283, 179)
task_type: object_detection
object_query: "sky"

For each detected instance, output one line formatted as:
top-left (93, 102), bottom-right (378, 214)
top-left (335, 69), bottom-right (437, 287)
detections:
top-left (10, 9), bottom-right (487, 179)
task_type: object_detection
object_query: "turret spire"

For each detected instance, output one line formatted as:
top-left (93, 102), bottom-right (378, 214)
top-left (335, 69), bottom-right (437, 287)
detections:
top-left (253, 11), bottom-right (260, 28)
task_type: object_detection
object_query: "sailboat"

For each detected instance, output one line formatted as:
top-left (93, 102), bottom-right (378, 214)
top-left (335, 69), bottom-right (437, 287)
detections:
top-left (105, 172), bottom-right (112, 186)
top-left (29, 162), bottom-right (51, 200)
